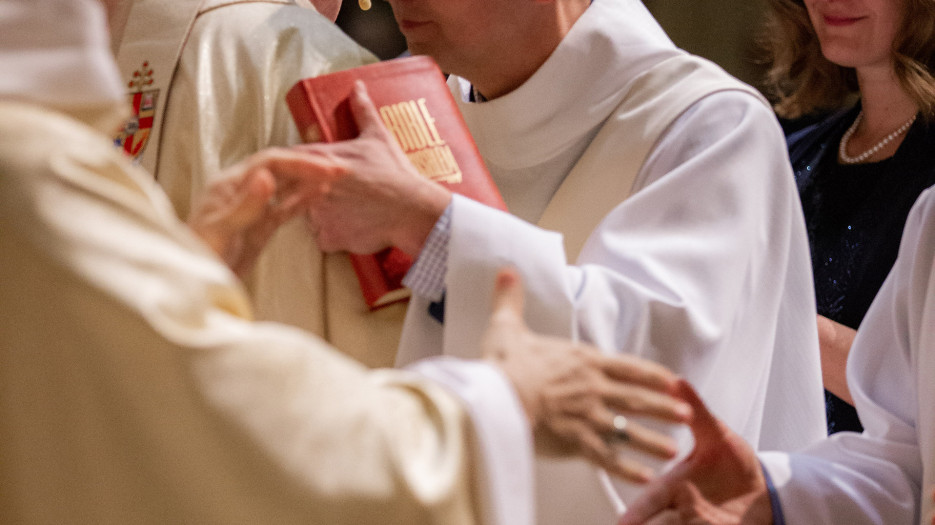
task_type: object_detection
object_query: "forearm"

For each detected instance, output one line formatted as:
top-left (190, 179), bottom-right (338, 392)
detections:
top-left (816, 315), bottom-right (857, 404)
top-left (199, 325), bottom-right (514, 524)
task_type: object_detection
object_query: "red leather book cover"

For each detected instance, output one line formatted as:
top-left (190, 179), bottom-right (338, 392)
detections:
top-left (286, 55), bottom-right (507, 310)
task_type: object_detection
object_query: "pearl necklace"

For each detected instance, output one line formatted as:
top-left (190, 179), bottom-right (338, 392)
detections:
top-left (839, 110), bottom-right (917, 164)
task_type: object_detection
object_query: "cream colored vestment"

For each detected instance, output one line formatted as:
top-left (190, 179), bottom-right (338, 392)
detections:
top-left (0, 97), bottom-right (533, 525)
top-left (0, 2), bottom-right (533, 521)
top-left (115, 0), bottom-right (405, 368)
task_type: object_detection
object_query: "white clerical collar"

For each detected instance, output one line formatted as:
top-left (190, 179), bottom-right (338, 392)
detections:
top-left (450, 0), bottom-right (679, 169)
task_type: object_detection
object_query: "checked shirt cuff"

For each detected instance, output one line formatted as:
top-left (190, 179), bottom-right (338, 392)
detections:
top-left (402, 204), bottom-right (451, 302)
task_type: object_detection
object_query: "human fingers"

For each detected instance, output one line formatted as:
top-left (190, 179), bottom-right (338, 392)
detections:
top-left (587, 409), bottom-right (679, 459)
top-left (232, 150), bottom-right (332, 228)
top-left (558, 398), bottom-right (679, 461)
top-left (348, 80), bottom-right (394, 142)
top-left (268, 176), bottom-right (320, 222)
top-left (540, 405), bottom-right (677, 481)
top-left (481, 268), bottom-right (529, 362)
top-left (188, 166), bottom-right (273, 245)
top-left (675, 378), bottom-right (730, 444)
top-left (549, 417), bottom-right (656, 484)
top-left (599, 352), bottom-right (682, 393)
top-left (487, 267), bottom-right (525, 328)
top-left (618, 466), bottom-right (691, 525)
top-left (246, 147), bottom-right (348, 220)
top-left (599, 378), bottom-right (693, 425)
top-left (225, 167), bottom-right (276, 229)
top-left (635, 509), bottom-right (683, 525)
top-left (260, 147), bottom-right (346, 184)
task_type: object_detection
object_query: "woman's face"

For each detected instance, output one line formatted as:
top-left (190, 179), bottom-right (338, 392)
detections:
top-left (804, 0), bottom-right (906, 70)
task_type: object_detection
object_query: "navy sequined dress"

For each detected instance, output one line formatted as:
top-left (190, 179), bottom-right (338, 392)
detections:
top-left (788, 105), bottom-right (935, 434)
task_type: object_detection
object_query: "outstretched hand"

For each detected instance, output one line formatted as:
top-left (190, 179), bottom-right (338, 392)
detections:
top-left (187, 148), bottom-right (320, 277)
top-left (618, 380), bottom-right (773, 525)
top-left (296, 81), bottom-right (451, 257)
top-left (481, 268), bottom-right (693, 483)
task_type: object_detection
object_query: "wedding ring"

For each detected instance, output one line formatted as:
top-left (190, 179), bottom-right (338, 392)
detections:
top-left (610, 414), bottom-right (630, 443)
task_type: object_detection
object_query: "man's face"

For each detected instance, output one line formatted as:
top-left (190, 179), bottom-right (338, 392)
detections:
top-left (384, 0), bottom-right (521, 77)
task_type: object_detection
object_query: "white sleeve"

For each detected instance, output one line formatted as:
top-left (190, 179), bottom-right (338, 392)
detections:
top-left (432, 91), bottom-right (823, 450)
top-left (760, 188), bottom-right (935, 524)
top-left (408, 358), bottom-right (534, 525)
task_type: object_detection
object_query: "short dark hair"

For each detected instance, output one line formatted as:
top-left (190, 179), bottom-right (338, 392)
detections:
top-left (761, 0), bottom-right (935, 120)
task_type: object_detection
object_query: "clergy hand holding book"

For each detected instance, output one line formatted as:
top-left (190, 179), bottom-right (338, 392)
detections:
top-left (288, 56), bottom-right (506, 309)
top-left (294, 80), bottom-right (451, 258)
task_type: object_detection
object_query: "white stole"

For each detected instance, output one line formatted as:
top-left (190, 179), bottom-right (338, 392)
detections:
top-left (533, 53), bottom-right (770, 517)
top-left (537, 52), bottom-right (768, 262)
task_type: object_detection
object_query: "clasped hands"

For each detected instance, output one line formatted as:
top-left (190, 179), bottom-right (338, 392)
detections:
top-left (188, 80), bottom-right (447, 277)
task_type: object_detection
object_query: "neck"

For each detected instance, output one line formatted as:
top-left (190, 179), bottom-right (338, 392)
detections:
top-left (839, 64), bottom-right (918, 163)
top-left (855, 64), bottom-right (918, 134)
top-left (469, 0), bottom-right (589, 99)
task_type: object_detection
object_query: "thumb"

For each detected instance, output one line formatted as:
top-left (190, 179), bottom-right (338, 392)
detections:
top-left (489, 267), bottom-right (526, 327)
top-left (618, 471), bottom-right (682, 525)
top-left (675, 378), bottom-right (730, 446)
top-left (349, 80), bottom-right (392, 141)
top-left (481, 267), bottom-right (527, 362)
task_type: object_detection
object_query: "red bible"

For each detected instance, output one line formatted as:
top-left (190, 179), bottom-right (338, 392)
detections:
top-left (287, 55), bottom-right (507, 310)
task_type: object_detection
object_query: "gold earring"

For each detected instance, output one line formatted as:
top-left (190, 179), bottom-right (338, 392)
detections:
top-left (359, 0), bottom-right (371, 10)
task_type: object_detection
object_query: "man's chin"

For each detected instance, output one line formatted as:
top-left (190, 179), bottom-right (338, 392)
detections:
top-left (402, 43), bottom-right (454, 75)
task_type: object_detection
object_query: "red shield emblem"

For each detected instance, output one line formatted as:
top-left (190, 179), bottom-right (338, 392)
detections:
top-left (114, 62), bottom-right (158, 162)
top-left (115, 90), bottom-right (159, 160)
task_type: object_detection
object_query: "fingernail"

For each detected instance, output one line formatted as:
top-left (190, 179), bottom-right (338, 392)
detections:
top-left (676, 401), bottom-right (693, 420)
top-left (496, 270), bottom-right (516, 288)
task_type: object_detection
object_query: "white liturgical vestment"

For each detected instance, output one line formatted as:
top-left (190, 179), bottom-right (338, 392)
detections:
top-left (114, 0), bottom-right (404, 368)
top-left (396, 0), bottom-right (826, 522)
top-left (760, 187), bottom-right (935, 525)
top-left (0, 1), bottom-right (532, 523)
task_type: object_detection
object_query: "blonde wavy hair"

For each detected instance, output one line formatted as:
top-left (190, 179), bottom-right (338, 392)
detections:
top-left (761, 0), bottom-right (935, 120)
